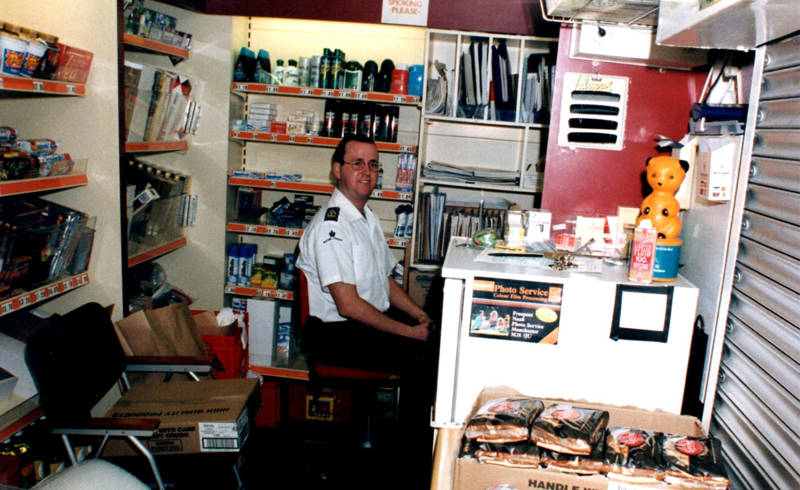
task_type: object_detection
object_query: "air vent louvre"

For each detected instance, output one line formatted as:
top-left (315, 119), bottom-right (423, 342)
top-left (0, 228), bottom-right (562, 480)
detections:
top-left (558, 72), bottom-right (629, 151)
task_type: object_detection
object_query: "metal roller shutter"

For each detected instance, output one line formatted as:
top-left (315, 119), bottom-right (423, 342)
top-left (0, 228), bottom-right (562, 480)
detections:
top-left (712, 31), bottom-right (800, 489)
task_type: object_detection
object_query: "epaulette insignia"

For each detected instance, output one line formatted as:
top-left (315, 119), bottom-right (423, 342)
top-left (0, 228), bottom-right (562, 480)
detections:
top-left (324, 207), bottom-right (340, 221)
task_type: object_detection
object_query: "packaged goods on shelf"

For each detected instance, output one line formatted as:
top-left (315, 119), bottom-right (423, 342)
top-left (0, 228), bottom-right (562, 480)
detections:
top-left (123, 1), bottom-right (193, 50)
top-left (123, 60), bottom-right (193, 142)
top-left (52, 43), bottom-right (93, 84)
top-left (0, 197), bottom-right (94, 299)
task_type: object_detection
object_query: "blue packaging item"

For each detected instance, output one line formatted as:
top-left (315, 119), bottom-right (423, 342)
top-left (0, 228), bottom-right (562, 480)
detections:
top-left (233, 47), bottom-right (256, 82)
top-left (653, 241), bottom-right (681, 281)
top-left (227, 244), bottom-right (239, 285)
top-left (408, 64), bottom-right (424, 97)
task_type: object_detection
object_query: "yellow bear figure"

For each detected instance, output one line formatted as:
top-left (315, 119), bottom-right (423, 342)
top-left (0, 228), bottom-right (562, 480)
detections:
top-left (635, 156), bottom-right (689, 240)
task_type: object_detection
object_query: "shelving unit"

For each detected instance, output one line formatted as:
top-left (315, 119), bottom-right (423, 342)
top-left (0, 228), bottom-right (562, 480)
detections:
top-left (227, 82), bottom-right (421, 303)
top-left (0, 1), bottom-right (116, 446)
top-left (412, 29), bottom-right (558, 266)
top-left (0, 88), bottom-right (94, 318)
top-left (122, 32), bottom-right (189, 60)
top-left (0, 74), bottom-right (85, 96)
top-left (230, 130), bottom-right (416, 153)
top-left (124, 141), bottom-right (189, 153)
top-left (0, 273), bottom-right (90, 317)
top-left (0, 172), bottom-right (88, 197)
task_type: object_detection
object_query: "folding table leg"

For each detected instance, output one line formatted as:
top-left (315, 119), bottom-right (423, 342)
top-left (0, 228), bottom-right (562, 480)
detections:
top-left (127, 435), bottom-right (166, 490)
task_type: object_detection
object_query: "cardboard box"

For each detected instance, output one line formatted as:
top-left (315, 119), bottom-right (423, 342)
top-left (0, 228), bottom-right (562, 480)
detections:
top-left (105, 378), bottom-right (260, 455)
top-left (53, 43), bottom-right (93, 84)
top-left (433, 386), bottom-right (712, 490)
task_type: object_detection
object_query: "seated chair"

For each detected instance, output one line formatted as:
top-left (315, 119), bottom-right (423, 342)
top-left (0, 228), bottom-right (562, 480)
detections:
top-left (24, 302), bottom-right (254, 490)
top-left (297, 268), bottom-right (400, 450)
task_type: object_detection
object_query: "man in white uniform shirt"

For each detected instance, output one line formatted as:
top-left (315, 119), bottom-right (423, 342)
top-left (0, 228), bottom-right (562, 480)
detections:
top-left (297, 134), bottom-right (437, 486)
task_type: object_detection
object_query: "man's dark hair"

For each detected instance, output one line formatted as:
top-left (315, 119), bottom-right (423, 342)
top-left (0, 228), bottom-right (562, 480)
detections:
top-left (331, 134), bottom-right (376, 165)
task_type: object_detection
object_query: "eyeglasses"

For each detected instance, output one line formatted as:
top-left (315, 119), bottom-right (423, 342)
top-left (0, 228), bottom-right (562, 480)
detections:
top-left (342, 159), bottom-right (381, 172)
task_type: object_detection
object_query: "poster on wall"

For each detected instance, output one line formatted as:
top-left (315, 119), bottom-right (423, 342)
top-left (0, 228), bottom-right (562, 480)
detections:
top-left (381, 0), bottom-right (429, 26)
top-left (469, 277), bottom-right (563, 344)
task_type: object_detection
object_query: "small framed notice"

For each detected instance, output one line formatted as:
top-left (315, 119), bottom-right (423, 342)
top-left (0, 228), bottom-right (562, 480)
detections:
top-left (610, 285), bottom-right (674, 342)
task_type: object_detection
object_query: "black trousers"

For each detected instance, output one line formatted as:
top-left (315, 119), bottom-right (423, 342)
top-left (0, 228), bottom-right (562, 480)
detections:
top-left (303, 312), bottom-right (439, 478)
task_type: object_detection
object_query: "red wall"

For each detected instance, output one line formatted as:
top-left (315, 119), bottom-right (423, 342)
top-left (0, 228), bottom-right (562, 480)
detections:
top-left (200, 0), bottom-right (558, 36)
top-left (541, 25), bottom-right (707, 227)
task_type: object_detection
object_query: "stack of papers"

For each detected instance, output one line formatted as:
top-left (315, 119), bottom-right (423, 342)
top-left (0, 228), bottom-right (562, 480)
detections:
top-left (422, 161), bottom-right (519, 185)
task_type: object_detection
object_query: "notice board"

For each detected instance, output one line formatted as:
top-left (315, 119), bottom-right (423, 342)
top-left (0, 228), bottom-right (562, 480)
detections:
top-left (469, 277), bottom-right (563, 344)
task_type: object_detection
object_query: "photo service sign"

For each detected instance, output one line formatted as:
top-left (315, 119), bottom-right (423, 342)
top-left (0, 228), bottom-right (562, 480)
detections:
top-left (469, 277), bottom-right (562, 344)
top-left (381, 0), bottom-right (429, 26)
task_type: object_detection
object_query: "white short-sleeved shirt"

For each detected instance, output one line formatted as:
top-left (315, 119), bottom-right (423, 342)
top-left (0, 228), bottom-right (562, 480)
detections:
top-left (297, 189), bottom-right (397, 322)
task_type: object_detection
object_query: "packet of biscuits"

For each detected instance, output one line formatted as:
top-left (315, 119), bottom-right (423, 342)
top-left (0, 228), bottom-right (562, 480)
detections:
top-left (464, 397), bottom-right (544, 443)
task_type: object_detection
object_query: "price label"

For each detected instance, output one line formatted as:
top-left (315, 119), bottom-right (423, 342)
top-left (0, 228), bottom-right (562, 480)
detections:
top-left (399, 145), bottom-right (412, 153)
top-left (400, 192), bottom-right (412, 200)
top-left (321, 90), bottom-right (333, 97)
top-left (33, 81), bottom-right (44, 92)
top-left (266, 86), bottom-right (278, 93)
top-left (48, 285), bottom-right (59, 295)
top-left (355, 92), bottom-right (368, 100)
top-left (34, 289), bottom-right (47, 301)
top-left (339, 91), bottom-right (352, 98)
top-left (300, 88), bottom-right (313, 96)
top-left (393, 95), bottom-right (404, 103)
top-left (66, 84), bottom-right (76, 94)
top-left (18, 295), bottom-right (31, 307)
top-left (0, 77), bottom-right (4, 89)
top-left (1, 302), bottom-right (13, 314)
top-left (235, 83), bottom-right (248, 91)
top-left (245, 225), bottom-right (257, 233)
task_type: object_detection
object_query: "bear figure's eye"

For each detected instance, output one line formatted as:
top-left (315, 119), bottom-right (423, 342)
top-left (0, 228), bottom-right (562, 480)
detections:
top-left (644, 206), bottom-right (651, 215)
top-left (662, 208), bottom-right (670, 216)
top-left (669, 175), bottom-right (675, 180)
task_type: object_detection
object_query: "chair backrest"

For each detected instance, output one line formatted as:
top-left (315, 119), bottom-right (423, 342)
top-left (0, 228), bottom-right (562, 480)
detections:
top-left (25, 302), bottom-right (127, 422)
top-left (298, 268), bottom-right (309, 328)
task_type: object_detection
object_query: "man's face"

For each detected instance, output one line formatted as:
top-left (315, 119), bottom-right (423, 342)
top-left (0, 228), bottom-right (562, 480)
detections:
top-left (333, 140), bottom-right (379, 206)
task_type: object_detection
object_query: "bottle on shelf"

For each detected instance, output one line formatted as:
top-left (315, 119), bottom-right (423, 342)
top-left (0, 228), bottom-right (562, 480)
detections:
top-left (273, 59), bottom-right (285, 85)
top-left (284, 59), bottom-right (299, 86)
top-left (255, 49), bottom-right (271, 84)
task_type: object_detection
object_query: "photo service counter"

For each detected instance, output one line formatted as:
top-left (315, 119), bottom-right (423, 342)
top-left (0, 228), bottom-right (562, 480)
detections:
top-left (432, 238), bottom-right (700, 428)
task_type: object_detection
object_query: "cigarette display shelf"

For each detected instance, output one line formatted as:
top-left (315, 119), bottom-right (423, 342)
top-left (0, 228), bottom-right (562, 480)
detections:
top-left (0, 74), bottom-right (85, 96)
top-left (228, 174), bottom-right (413, 201)
top-left (0, 272), bottom-right (90, 318)
top-left (230, 130), bottom-right (416, 154)
top-left (224, 283), bottom-right (294, 301)
top-left (232, 82), bottom-right (420, 106)
top-left (225, 221), bottom-right (410, 249)
top-left (127, 236), bottom-right (188, 267)
top-left (122, 33), bottom-right (189, 60)
top-left (124, 141), bottom-right (189, 153)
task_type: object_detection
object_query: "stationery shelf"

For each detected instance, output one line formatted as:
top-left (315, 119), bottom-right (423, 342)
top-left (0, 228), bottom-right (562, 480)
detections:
top-left (0, 272), bottom-right (90, 317)
top-left (230, 130), bottom-right (416, 154)
top-left (412, 29), bottom-right (558, 267)
top-left (122, 33), bottom-right (189, 59)
top-left (0, 74), bottom-right (85, 96)
top-left (232, 82), bottom-right (420, 105)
